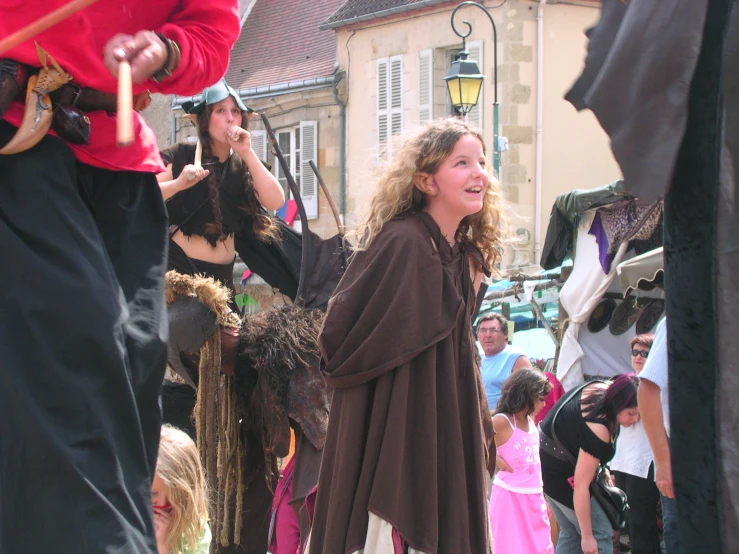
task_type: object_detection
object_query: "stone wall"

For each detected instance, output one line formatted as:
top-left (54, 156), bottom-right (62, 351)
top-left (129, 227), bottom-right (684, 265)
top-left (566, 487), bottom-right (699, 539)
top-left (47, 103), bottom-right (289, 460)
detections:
top-left (142, 93), bottom-right (175, 149)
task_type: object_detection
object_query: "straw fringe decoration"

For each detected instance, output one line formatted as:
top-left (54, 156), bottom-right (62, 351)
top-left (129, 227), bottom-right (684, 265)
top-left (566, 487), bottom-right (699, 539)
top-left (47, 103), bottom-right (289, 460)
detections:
top-left (167, 271), bottom-right (244, 551)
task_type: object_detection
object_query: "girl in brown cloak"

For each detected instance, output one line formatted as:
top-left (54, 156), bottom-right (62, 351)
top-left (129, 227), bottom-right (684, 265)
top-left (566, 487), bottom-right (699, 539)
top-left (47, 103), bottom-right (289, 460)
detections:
top-left (305, 119), bottom-right (504, 554)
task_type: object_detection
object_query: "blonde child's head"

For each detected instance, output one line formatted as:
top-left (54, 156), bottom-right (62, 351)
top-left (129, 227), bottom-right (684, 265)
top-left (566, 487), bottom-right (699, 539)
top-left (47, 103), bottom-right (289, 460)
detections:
top-left (351, 117), bottom-right (504, 271)
top-left (153, 425), bottom-right (208, 554)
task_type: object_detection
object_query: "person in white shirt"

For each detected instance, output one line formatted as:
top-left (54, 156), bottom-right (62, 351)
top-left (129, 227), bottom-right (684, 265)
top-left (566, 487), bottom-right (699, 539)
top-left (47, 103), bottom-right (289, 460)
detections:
top-left (638, 319), bottom-right (681, 554)
top-left (611, 333), bottom-right (660, 554)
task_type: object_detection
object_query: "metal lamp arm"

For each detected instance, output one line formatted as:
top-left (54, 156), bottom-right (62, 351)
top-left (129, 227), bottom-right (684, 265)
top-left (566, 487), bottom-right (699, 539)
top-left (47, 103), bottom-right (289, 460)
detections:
top-left (450, 1), bottom-right (498, 104)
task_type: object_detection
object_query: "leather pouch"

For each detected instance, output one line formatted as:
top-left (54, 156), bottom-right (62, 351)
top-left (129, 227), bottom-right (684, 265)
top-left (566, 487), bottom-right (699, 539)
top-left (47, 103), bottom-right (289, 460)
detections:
top-left (52, 104), bottom-right (91, 144)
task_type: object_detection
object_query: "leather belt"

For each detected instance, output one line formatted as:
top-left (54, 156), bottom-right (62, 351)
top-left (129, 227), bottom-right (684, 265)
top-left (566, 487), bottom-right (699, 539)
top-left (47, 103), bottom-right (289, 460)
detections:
top-left (538, 427), bottom-right (572, 463)
top-left (50, 83), bottom-right (152, 113)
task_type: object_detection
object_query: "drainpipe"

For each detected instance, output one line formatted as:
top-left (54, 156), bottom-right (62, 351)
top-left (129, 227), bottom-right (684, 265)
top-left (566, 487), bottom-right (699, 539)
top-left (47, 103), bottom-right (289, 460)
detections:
top-left (170, 107), bottom-right (176, 145)
top-left (332, 72), bottom-right (347, 220)
top-left (535, 0), bottom-right (546, 263)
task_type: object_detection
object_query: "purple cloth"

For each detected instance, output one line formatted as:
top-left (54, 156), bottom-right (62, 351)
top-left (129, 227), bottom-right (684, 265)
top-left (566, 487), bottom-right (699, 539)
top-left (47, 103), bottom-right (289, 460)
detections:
top-left (588, 212), bottom-right (616, 273)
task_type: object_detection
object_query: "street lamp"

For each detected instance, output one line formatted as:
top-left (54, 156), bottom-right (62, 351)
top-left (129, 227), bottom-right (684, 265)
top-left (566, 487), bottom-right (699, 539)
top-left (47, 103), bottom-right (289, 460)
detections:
top-left (446, 1), bottom-right (501, 176)
top-left (444, 50), bottom-right (484, 115)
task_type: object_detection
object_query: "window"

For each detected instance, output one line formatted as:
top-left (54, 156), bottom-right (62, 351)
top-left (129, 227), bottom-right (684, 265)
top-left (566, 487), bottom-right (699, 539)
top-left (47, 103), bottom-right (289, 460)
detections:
top-left (377, 55), bottom-right (403, 157)
top-left (465, 40), bottom-right (484, 130)
top-left (251, 129), bottom-right (267, 160)
top-left (418, 49), bottom-right (434, 125)
top-left (275, 130), bottom-right (292, 195)
top-left (271, 123), bottom-right (318, 219)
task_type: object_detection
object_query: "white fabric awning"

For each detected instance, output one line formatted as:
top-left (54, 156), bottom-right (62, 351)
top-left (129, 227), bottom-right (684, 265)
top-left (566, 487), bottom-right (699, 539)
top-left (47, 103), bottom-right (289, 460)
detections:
top-left (616, 247), bottom-right (664, 297)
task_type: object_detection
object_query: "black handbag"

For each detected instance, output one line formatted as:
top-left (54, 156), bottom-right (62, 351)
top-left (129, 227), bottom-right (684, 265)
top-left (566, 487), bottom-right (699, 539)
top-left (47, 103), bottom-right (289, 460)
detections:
top-left (546, 381), bottom-right (629, 531)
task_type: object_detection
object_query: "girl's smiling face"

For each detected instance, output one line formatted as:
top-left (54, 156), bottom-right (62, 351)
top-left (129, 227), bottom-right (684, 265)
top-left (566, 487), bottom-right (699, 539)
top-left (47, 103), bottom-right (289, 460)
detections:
top-left (428, 134), bottom-right (489, 220)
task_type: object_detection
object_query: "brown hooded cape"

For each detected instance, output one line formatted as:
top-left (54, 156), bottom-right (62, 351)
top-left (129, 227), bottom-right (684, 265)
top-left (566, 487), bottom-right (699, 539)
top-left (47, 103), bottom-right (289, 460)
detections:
top-left (308, 211), bottom-right (494, 554)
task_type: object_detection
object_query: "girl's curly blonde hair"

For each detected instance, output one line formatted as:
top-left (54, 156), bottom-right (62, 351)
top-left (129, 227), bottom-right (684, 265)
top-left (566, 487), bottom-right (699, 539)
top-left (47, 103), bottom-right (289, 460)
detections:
top-left (156, 425), bottom-right (209, 554)
top-left (350, 118), bottom-right (504, 271)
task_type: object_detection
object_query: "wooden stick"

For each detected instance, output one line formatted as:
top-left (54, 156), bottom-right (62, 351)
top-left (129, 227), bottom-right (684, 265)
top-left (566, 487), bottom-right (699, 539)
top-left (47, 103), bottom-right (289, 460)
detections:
top-left (0, 0), bottom-right (101, 56)
top-left (116, 61), bottom-right (133, 147)
top-left (529, 298), bottom-right (560, 347)
top-left (194, 140), bottom-right (203, 167)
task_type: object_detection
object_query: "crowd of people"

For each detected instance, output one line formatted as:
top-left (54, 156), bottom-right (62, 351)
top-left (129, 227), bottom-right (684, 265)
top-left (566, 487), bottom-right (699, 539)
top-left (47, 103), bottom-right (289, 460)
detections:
top-left (482, 318), bottom-right (678, 554)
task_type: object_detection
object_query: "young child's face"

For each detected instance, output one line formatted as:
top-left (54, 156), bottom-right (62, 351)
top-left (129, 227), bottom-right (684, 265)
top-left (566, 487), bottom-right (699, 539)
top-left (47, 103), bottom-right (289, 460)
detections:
top-left (151, 475), bottom-right (170, 509)
top-left (532, 395), bottom-right (547, 417)
top-left (430, 134), bottom-right (489, 219)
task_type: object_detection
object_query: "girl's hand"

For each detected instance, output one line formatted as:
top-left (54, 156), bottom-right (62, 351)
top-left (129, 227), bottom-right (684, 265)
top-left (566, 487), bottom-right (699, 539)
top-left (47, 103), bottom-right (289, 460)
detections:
top-left (176, 164), bottom-right (209, 191)
top-left (226, 125), bottom-right (251, 154)
top-left (495, 454), bottom-right (513, 473)
top-left (581, 534), bottom-right (598, 554)
top-left (153, 508), bottom-right (173, 554)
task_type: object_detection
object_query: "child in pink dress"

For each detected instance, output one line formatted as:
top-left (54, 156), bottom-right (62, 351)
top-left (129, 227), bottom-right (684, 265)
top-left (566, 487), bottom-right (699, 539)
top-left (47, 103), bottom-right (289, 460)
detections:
top-left (490, 368), bottom-right (554, 554)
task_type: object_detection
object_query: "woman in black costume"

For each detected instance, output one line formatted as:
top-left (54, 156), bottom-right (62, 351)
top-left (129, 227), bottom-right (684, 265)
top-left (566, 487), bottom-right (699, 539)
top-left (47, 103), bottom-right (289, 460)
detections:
top-left (158, 79), bottom-right (284, 296)
top-left (157, 79), bottom-right (285, 436)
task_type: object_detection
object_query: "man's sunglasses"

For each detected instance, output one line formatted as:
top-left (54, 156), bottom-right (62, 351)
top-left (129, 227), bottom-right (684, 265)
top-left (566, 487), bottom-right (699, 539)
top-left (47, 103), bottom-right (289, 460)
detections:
top-left (631, 349), bottom-right (650, 358)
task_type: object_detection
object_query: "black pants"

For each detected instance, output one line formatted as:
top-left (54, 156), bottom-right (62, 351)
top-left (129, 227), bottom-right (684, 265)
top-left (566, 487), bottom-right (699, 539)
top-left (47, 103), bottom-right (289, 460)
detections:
top-left (0, 123), bottom-right (168, 553)
top-left (614, 466), bottom-right (661, 554)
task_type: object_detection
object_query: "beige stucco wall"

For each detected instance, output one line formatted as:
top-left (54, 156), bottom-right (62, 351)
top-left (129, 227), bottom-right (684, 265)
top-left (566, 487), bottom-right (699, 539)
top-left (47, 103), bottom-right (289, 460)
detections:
top-left (336, 0), bottom-right (620, 270)
top-left (540, 3), bottom-right (621, 253)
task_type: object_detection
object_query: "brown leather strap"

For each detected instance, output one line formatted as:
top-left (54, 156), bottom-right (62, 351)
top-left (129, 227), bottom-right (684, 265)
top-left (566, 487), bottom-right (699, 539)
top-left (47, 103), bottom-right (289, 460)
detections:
top-left (51, 84), bottom-right (151, 113)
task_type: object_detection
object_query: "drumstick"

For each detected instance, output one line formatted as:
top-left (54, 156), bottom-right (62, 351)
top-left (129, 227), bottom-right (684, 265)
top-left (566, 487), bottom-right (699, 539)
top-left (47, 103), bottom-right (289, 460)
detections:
top-left (0, 0), bottom-right (101, 56)
top-left (194, 140), bottom-right (202, 167)
top-left (116, 60), bottom-right (134, 147)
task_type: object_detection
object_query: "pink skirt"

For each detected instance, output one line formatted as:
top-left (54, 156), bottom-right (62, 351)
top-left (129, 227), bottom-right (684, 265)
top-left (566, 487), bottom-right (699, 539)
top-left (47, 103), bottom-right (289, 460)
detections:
top-left (489, 485), bottom-right (554, 554)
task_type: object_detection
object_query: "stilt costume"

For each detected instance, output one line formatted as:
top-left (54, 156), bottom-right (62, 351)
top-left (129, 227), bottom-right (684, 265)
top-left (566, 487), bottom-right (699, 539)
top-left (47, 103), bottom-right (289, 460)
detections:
top-left (0, 2), bottom-right (240, 552)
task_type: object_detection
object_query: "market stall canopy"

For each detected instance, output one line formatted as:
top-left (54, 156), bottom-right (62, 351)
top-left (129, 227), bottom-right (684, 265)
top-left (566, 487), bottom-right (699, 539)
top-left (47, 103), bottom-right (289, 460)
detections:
top-left (616, 247), bottom-right (664, 297)
top-left (540, 180), bottom-right (626, 269)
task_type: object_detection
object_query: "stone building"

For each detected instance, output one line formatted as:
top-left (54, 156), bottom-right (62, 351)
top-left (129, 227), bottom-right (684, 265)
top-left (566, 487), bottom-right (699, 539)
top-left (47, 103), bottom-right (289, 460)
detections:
top-left (320, 0), bottom-right (621, 269)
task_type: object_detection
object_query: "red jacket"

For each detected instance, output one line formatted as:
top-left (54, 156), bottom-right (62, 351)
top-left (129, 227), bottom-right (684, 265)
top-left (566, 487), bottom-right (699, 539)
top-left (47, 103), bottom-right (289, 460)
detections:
top-left (1, 0), bottom-right (240, 172)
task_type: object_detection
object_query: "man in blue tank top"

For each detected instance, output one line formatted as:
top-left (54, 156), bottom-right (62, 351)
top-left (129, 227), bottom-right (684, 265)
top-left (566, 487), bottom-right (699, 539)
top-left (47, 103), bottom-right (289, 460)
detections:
top-left (478, 313), bottom-right (532, 411)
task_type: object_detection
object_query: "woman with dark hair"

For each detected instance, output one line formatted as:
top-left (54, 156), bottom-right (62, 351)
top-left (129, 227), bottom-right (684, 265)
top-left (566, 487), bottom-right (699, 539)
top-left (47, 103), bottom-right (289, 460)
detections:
top-left (610, 334), bottom-right (661, 554)
top-left (489, 369), bottom-right (554, 554)
top-left (156, 79), bottom-right (285, 438)
top-left (539, 374), bottom-right (640, 554)
top-left (157, 79), bottom-right (285, 296)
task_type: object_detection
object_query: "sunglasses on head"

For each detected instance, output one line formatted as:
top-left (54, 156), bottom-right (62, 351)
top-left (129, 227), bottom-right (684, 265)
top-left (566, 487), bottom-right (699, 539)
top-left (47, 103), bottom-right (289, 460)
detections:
top-left (631, 349), bottom-right (649, 358)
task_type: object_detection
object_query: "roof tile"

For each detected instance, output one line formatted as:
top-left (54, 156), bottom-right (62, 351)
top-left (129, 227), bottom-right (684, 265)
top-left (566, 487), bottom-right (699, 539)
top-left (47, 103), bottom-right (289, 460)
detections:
top-left (226, 0), bottom-right (346, 90)
top-left (322, 0), bottom-right (446, 27)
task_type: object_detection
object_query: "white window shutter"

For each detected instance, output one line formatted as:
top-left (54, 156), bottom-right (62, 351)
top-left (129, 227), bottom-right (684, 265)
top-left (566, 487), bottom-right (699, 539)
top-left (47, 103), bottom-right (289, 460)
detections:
top-left (418, 49), bottom-right (433, 125)
top-left (389, 55), bottom-right (404, 146)
top-left (250, 130), bottom-right (267, 162)
top-left (299, 121), bottom-right (318, 220)
top-left (377, 59), bottom-right (389, 156)
top-left (466, 40), bottom-right (483, 130)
